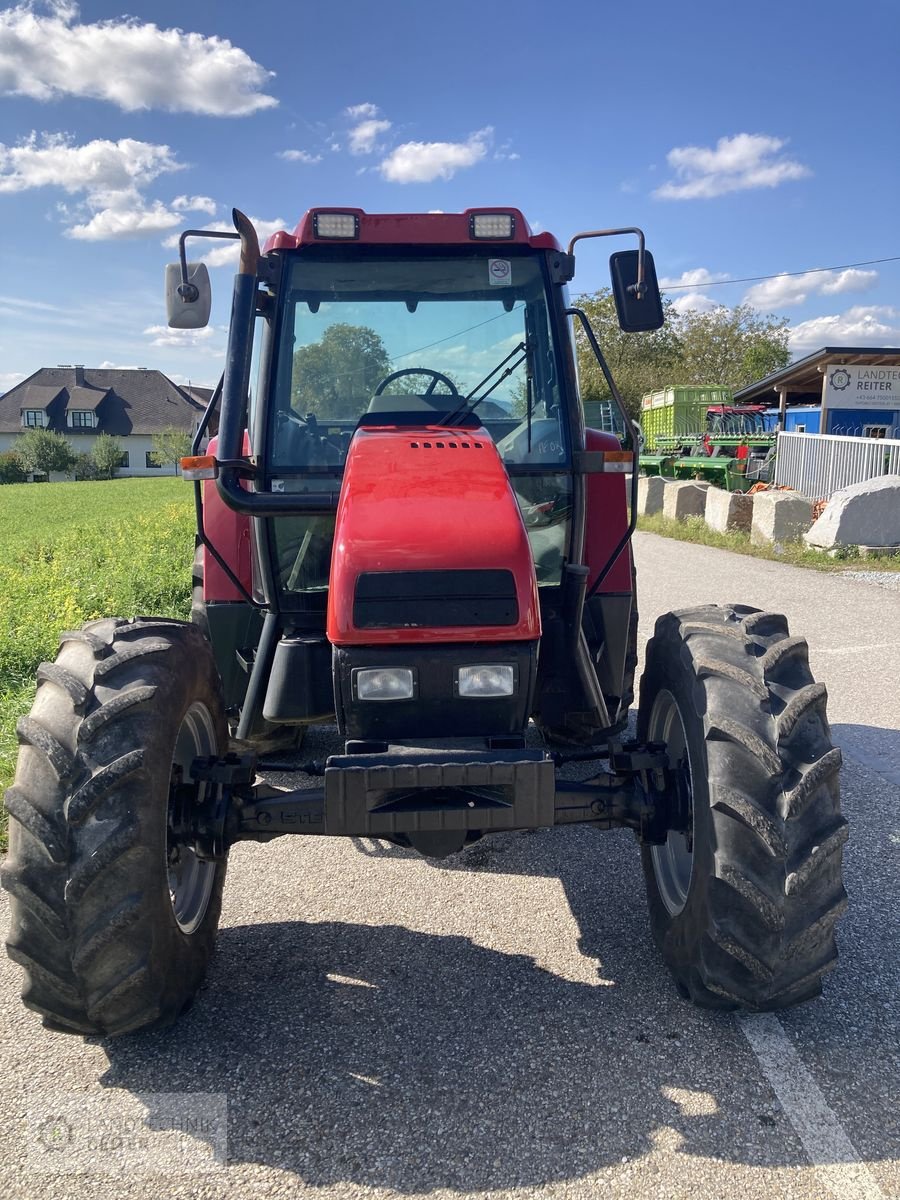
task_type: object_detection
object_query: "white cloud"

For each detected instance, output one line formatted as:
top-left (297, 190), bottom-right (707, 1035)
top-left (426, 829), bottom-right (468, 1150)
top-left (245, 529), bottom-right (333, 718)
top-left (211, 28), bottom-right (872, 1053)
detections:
top-left (745, 267), bottom-right (878, 309)
top-left (279, 149), bottom-right (322, 164)
top-left (789, 306), bottom-right (900, 354)
top-left (67, 197), bottom-right (184, 240)
top-left (345, 102), bottom-right (379, 120)
top-left (659, 267), bottom-right (730, 288)
top-left (1, 369), bottom-right (26, 390)
top-left (654, 134), bottom-right (811, 200)
top-left (172, 194), bottom-right (217, 215)
top-left (671, 292), bottom-right (720, 315)
top-left (380, 127), bottom-right (491, 183)
top-left (349, 118), bottom-right (391, 155)
top-left (0, 132), bottom-right (181, 195)
top-left (0, 3), bottom-right (276, 115)
top-left (163, 216), bottom-right (289, 267)
top-left (344, 103), bottom-right (392, 156)
top-left (0, 132), bottom-right (210, 240)
top-left (143, 323), bottom-right (222, 350)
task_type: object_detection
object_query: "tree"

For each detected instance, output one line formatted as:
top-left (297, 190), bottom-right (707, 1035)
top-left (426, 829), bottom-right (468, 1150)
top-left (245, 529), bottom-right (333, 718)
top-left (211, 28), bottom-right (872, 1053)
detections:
top-left (73, 451), bottom-right (101, 481)
top-left (291, 323), bottom-right (391, 419)
top-left (0, 449), bottom-right (26, 484)
top-left (572, 291), bottom-right (792, 421)
top-left (17, 428), bottom-right (77, 477)
top-left (150, 426), bottom-right (192, 470)
top-left (676, 303), bottom-right (790, 393)
top-left (92, 432), bottom-right (126, 480)
top-left (572, 288), bottom-right (683, 421)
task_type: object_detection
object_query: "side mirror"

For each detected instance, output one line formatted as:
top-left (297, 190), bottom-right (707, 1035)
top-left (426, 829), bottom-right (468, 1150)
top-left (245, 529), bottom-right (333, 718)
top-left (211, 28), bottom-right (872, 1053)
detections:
top-left (609, 249), bottom-right (664, 332)
top-left (165, 261), bottom-right (211, 329)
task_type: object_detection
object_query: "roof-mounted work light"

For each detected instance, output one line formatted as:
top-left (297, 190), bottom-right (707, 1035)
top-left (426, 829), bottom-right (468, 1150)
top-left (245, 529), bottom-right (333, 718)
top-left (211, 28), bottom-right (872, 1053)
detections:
top-left (470, 213), bottom-right (515, 239)
top-left (313, 212), bottom-right (359, 239)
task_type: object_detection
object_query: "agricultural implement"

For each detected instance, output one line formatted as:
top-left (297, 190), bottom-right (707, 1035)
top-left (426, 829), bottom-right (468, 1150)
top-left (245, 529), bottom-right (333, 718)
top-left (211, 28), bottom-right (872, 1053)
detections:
top-left (3, 208), bottom-right (846, 1035)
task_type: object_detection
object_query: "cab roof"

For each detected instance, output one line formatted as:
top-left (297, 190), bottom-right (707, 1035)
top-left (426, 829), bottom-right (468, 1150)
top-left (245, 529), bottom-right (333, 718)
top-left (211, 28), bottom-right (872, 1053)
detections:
top-left (261, 208), bottom-right (562, 254)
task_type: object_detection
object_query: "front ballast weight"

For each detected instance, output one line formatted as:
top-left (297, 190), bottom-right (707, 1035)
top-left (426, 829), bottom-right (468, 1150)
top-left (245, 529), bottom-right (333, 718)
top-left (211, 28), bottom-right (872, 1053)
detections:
top-left (180, 741), bottom-right (681, 860)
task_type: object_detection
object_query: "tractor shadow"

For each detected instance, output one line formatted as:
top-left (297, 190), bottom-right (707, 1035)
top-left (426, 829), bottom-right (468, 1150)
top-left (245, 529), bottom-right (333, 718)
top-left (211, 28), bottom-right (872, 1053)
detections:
top-left (98, 822), bottom-right (820, 1191)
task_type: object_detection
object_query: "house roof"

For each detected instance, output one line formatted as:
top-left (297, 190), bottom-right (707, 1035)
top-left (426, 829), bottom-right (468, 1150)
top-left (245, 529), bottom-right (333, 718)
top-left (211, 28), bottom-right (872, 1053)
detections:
top-left (18, 384), bottom-right (64, 412)
top-left (66, 385), bottom-right (109, 412)
top-left (734, 346), bottom-right (900, 403)
top-left (0, 367), bottom-right (206, 436)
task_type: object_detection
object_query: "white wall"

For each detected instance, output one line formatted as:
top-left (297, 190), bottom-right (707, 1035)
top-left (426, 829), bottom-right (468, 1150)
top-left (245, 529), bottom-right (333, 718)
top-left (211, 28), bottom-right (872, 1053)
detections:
top-left (0, 431), bottom-right (180, 477)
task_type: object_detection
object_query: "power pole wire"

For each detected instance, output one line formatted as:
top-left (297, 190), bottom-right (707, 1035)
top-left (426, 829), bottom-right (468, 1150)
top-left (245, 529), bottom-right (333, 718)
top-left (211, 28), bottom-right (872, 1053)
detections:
top-left (662, 256), bottom-right (900, 290)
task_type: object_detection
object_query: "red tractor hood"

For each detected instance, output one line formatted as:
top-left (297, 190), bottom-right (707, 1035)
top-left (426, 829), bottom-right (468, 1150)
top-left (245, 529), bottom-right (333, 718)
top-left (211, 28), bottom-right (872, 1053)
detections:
top-left (327, 425), bottom-right (540, 645)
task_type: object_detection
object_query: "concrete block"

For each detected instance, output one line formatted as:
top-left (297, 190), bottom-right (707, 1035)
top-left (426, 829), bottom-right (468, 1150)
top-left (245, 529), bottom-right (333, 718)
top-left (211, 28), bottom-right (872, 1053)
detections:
top-left (804, 474), bottom-right (900, 549)
top-left (663, 480), bottom-right (709, 522)
top-left (637, 474), bottom-right (666, 516)
top-left (751, 490), bottom-right (814, 545)
top-left (705, 486), bottom-right (753, 534)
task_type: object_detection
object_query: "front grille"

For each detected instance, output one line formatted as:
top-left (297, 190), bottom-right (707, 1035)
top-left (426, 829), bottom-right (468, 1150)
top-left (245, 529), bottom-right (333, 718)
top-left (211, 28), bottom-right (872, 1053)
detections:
top-left (353, 569), bottom-right (518, 629)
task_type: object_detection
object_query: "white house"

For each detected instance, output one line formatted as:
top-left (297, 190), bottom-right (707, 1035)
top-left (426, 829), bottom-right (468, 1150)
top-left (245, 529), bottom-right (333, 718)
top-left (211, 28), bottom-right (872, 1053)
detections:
top-left (0, 366), bottom-right (213, 477)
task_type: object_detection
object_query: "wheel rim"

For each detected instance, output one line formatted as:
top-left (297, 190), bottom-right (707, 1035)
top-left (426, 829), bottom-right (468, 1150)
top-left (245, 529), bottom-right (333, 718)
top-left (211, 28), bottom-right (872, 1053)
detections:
top-left (647, 688), bottom-right (695, 916)
top-left (167, 702), bottom-right (217, 934)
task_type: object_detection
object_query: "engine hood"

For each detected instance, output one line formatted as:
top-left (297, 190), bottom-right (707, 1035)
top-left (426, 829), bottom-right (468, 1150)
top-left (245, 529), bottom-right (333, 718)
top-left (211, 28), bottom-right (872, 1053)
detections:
top-left (327, 424), bottom-right (540, 645)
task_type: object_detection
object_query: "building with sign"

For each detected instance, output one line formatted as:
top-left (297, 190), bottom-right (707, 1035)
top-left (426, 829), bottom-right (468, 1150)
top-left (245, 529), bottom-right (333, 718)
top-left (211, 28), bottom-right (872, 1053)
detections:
top-left (734, 347), bottom-right (900, 437)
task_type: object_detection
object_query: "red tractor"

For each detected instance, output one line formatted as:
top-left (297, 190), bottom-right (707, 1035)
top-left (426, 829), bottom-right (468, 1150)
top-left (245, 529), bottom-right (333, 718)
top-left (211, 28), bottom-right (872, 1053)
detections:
top-left (3, 209), bottom-right (846, 1035)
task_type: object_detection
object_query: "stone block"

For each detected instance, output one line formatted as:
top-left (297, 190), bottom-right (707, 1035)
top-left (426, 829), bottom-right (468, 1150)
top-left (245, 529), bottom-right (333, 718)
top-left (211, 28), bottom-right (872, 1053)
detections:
top-left (637, 474), bottom-right (666, 516)
top-left (804, 474), bottom-right (900, 549)
top-left (662, 480), bottom-right (709, 522)
top-left (705, 486), bottom-right (753, 534)
top-left (750, 490), bottom-right (814, 545)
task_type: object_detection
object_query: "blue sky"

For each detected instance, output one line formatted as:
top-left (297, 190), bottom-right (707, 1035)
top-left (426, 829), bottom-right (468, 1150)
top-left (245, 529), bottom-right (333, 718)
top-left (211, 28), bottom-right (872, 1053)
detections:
top-left (1, 0), bottom-right (898, 390)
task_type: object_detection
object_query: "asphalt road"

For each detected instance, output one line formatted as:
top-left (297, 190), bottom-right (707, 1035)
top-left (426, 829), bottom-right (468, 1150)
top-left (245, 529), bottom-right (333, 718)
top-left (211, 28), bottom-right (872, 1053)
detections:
top-left (1, 531), bottom-right (898, 1199)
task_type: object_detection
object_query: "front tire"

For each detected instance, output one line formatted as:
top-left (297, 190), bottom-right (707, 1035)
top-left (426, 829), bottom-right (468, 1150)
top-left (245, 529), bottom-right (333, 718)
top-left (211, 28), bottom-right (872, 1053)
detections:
top-left (637, 604), bottom-right (847, 1009)
top-left (2, 618), bottom-right (228, 1035)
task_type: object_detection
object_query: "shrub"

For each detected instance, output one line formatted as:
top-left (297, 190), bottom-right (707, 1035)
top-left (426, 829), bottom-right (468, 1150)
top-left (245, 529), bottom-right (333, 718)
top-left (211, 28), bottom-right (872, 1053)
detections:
top-left (0, 450), bottom-right (26, 484)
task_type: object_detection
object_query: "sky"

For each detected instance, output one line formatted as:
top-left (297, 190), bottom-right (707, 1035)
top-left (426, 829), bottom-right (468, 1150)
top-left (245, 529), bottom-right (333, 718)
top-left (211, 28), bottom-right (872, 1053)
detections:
top-left (0, 0), bottom-right (898, 391)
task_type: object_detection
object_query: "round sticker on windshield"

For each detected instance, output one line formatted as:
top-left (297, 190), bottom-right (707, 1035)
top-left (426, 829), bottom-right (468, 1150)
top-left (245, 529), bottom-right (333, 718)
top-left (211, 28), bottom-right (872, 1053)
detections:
top-left (489, 259), bottom-right (511, 286)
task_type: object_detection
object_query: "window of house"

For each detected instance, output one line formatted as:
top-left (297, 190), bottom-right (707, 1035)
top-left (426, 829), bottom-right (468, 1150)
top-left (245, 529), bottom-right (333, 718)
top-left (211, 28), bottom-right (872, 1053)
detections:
top-left (119, 451), bottom-right (130, 468)
top-left (23, 410), bottom-right (45, 427)
top-left (69, 410), bottom-right (94, 428)
top-left (863, 425), bottom-right (888, 439)
top-left (145, 452), bottom-right (161, 468)
top-left (795, 424), bottom-right (806, 433)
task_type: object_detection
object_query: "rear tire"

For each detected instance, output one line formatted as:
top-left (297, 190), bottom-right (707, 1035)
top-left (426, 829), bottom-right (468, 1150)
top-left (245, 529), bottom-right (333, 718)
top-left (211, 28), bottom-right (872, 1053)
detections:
top-left (637, 604), bottom-right (847, 1009)
top-left (2, 618), bottom-right (228, 1035)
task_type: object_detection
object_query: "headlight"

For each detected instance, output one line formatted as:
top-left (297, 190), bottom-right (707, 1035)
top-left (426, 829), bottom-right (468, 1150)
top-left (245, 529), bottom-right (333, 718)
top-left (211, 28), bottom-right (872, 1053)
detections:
top-left (456, 664), bottom-right (516, 698)
top-left (354, 667), bottom-right (415, 701)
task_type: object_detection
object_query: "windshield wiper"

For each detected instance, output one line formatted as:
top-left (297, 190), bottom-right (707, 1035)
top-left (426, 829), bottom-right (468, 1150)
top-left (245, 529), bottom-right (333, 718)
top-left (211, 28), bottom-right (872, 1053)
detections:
top-left (440, 342), bottom-right (526, 425)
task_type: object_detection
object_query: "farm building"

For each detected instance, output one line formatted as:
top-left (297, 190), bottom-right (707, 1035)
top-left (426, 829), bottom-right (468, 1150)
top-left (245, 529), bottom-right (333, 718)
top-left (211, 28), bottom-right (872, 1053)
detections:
top-left (734, 346), bottom-right (900, 438)
top-left (0, 366), bottom-right (211, 476)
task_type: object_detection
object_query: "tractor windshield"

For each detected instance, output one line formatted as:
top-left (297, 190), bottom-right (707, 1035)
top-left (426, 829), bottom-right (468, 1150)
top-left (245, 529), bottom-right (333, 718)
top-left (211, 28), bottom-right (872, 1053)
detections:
top-left (265, 249), bottom-right (573, 599)
top-left (269, 250), bottom-right (568, 470)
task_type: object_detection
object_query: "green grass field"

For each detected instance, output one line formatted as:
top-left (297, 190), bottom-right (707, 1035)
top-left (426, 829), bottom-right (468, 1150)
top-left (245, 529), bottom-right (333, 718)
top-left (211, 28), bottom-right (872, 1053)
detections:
top-left (1, 478), bottom-right (195, 847)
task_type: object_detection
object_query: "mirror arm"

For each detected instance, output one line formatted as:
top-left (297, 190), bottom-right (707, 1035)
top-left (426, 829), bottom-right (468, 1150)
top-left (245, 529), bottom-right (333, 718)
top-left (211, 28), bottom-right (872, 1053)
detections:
top-left (566, 306), bottom-right (642, 597)
top-left (177, 229), bottom-right (241, 303)
top-left (566, 227), bottom-right (647, 297)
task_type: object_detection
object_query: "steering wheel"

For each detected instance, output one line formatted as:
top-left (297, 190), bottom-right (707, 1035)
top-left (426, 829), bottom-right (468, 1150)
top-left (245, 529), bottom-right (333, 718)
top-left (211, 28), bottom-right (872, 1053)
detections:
top-left (373, 368), bottom-right (459, 397)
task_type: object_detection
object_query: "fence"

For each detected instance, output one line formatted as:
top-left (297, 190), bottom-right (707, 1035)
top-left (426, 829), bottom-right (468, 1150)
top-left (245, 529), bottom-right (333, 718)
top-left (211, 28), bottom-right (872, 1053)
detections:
top-left (774, 431), bottom-right (900, 500)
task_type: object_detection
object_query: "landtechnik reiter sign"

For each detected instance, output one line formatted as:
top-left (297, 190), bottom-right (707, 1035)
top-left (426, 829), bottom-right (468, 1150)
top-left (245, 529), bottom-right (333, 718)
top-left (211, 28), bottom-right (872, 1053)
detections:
top-left (824, 364), bottom-right (900, 410)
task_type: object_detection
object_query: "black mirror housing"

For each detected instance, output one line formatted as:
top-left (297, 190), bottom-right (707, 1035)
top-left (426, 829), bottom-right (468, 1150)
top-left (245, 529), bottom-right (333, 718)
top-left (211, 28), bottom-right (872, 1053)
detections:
top-left (609, 249), bottom-right (664, 332)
